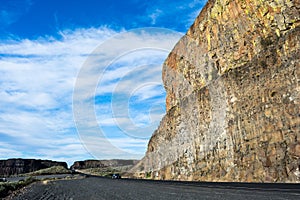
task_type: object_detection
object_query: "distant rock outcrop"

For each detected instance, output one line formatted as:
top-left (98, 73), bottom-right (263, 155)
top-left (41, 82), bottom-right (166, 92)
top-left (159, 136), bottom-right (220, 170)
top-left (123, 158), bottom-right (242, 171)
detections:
top-left (0, 159), bottom-right (68, 177)
top-left (132, 0), bottom-right (300, 182)
top-left (71, 159), bottom-right (139, 170)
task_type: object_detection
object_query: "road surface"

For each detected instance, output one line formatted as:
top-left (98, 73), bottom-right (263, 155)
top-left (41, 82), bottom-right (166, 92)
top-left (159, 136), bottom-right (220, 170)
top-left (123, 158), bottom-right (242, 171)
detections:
top-left (7, 177), bottom-right (300, 200)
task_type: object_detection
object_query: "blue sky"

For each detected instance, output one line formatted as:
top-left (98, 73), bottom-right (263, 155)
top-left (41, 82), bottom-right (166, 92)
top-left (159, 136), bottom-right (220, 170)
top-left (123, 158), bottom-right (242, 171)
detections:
top-left (0, 0), bottom-right (206, 166)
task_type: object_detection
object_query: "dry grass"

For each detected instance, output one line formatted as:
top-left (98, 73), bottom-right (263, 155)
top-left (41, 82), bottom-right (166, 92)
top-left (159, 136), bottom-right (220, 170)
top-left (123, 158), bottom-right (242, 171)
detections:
top-left (21, 166), bottom-right (71, 176)
top-left (0, 177), bottom-right (37, 198)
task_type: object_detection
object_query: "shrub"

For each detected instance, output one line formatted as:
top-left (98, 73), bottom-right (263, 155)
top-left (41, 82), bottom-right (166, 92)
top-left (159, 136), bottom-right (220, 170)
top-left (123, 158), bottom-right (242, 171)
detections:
top-left (0, 177), bottom-right (37, 198)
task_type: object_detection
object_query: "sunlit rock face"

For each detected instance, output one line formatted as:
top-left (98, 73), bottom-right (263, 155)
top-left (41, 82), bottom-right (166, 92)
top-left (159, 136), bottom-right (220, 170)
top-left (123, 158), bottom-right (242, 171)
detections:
top-left (131, 0), bottom-right (300, 182)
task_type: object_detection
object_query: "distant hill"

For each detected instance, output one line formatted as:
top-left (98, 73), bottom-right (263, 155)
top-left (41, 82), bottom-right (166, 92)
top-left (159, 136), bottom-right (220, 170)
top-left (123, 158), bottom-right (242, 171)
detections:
top-left (0, 158), bottom-right (68, 177)
top-left (71, 159), bottom-right (139, 170)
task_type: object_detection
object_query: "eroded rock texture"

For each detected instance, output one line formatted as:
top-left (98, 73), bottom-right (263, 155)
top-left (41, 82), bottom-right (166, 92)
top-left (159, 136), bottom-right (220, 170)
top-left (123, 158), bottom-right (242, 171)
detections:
top-left (132, 0), bottom-right (300, 182)
top-left (0, 159), bottom-right (68, 176)
top-left (71, 159), bottom-right (139, 170)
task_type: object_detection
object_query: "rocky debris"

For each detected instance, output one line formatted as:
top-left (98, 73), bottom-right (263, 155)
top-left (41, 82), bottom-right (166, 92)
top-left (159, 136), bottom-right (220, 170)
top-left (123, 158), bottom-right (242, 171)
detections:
top-left (132, 0), bottom-right (300, 182)
top-left (0, 159), bottom-right (68, 177)
top-left (70, 159), bottom-right (139, 170)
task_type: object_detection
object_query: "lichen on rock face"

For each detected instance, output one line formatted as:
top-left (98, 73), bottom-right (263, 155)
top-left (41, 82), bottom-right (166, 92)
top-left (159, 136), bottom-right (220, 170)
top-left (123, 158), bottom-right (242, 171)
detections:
top-left (131, 0), bottom-right (300, 183)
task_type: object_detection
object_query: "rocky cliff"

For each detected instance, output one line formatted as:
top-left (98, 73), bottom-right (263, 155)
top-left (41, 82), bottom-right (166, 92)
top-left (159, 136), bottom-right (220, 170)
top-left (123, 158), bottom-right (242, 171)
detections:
top-left (132, 0), bottom-right (300, 182)
top-left (0, 159), bottom-right (68, 177)
top-left (71, 159), bottom-right (139, 170)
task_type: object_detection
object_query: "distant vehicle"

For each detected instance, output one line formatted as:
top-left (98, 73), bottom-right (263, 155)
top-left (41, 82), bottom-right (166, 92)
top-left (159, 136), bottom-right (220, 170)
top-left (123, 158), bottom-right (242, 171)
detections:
top-left (111, 174), bottom-right (121, 179)
top-left (0, 177), bottom-right (7, 182)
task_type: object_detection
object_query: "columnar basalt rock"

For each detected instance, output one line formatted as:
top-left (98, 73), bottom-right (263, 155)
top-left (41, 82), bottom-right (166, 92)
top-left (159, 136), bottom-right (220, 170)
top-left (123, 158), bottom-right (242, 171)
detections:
top-left (132, 0), bottom-right (300, 182)
top-left (0, 159), bottom-right (68, 177)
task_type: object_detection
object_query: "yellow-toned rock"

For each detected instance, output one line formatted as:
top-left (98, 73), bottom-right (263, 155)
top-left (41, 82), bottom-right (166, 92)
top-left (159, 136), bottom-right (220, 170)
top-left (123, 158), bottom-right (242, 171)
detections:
top-left (131, 0), bottom-right (300, 183)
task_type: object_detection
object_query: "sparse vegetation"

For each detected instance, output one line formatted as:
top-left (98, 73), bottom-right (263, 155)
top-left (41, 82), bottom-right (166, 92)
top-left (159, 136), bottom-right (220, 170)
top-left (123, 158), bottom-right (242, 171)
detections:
top-left (146, 171), bottom-right (152, 179)
top-left (76, 165), bottom-right (133, 177)
top-left (0, 177), bottom-right (37, 198)
top-left (21, 166), bottom-right (71, 176)
top-left (0, 166), bottom-right (73, 198)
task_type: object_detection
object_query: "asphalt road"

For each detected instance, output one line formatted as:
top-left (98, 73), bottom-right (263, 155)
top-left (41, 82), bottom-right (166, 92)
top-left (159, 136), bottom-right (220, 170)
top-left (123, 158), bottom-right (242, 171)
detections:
top-left (7, 177), bottom-right (300, 200)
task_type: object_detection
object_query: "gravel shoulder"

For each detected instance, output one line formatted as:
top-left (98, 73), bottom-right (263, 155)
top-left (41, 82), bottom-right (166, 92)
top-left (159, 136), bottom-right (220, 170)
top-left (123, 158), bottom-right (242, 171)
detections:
top-left (6, 177), bottom-right (300, 200)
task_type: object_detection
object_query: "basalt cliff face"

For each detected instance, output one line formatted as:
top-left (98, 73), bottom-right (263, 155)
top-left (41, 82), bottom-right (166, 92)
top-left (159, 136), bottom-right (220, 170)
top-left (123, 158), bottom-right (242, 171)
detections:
top-left (0, 159), bottom-right (68, 177)
top-left (132, 0), bottom-right (300, 182)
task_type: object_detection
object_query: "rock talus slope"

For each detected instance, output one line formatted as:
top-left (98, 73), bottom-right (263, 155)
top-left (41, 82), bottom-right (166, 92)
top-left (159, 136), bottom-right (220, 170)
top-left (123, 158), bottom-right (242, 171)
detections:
top-left (132, 0), bottom-right (300, 182)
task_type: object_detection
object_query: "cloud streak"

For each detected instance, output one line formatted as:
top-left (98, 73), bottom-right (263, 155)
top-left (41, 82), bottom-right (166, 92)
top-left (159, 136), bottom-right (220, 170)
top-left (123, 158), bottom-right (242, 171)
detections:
top-left (143, 0), bottom-right (206, 28)
top-left (73, 28), bottom-right (183, 158)
top-left (0, 0), bottom-right (32, 26)
top-left (0, 27), bottom-right (118, 163)
top-left (0, 27), bottom-right (183, 163)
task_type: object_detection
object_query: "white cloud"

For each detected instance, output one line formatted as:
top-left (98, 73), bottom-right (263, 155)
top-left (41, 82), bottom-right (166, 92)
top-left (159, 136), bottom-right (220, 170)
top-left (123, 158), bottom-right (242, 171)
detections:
top-left (73, 28), bottom-right (184, 157)
top-left (149, 9), bottom-right (162, 25)
top-left (0, 0), bottom-right (32, 26)
top-left (187, 8), bottom-right (202, 26)
top-left (0, 27), bottom-right (183, 162)
top-left (0, 142), bottom-right (23, 158)
top-left (139, 0), bottom-right (207, 31)
top-left (0, 27), bottom-right (117, 161)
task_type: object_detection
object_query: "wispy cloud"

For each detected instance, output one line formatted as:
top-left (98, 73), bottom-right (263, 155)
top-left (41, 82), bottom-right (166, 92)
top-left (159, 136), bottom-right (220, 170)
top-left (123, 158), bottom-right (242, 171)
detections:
top-left (0, 142), bottom-right (23, 158)
top-left (0, 27), bottom-right (117, 163)
top-left (0, 27), bottom-right (182, 163)
top-left (187, 8), bottom-right (202, 26)
top-left (0, 0), bottom-right (32, 26)
top-left (142, 0), bottom-right (206, 28)
top-left (149, 9), bottom-right (163, 25)
top-left (73, 28), bottom-right (182, 158)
